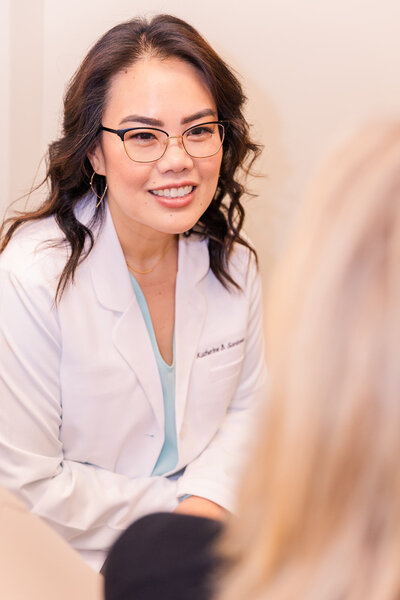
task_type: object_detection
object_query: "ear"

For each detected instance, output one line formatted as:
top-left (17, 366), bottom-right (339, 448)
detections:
top-left (87, 141), bottom-right (106, 176)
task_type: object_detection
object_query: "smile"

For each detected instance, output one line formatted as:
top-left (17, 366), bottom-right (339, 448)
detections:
top-left (150, 185), bottom-right (194, 198)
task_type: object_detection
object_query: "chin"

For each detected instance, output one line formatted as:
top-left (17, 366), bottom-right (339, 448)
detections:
top-left (158, 214), bottom-right (205, 236)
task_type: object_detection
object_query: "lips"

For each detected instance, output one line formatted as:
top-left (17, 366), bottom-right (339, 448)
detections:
top-left (150, 185), bottom-right (195, 198)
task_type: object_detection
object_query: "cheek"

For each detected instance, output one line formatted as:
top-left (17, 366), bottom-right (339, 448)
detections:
top-left (107, 161), bottom-right (154, 189)
top-left (202, 154), bottom-right (222, 186)
top-left (199, 162), bottom-right (221, 210)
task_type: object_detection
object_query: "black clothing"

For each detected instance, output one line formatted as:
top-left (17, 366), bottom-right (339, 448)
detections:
top-left (104, 512), bottom-right (223, 600)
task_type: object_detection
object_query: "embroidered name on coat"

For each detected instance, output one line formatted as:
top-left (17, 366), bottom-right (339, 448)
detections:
top-left (197, 338), bottom-right (245, 359)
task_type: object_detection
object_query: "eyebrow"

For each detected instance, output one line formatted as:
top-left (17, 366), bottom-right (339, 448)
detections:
top-left (119, 115), bottom-right (163, 127)
top-left (181, 109), bottom-right (218, 125)
top-left (119, 108), bottom-right (218, 128)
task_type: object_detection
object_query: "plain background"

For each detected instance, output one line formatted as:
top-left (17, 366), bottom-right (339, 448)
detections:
top-left (1, 0), bottom-right (400, 292)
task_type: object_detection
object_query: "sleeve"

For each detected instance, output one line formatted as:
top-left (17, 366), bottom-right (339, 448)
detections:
top-left (0, 265), bottom-right (179, 564)
top-left (176, 255), bottom-right (267, 511)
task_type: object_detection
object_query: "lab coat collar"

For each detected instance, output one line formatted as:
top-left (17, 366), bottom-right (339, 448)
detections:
top-left (85, 202), bottom-right (133, 313)
top-left (176, 233), bottom-right (210, 284)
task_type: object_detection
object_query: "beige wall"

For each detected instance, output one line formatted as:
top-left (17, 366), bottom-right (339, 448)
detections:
top-left (3, 0), bottom-right (400, 291)
top-left (0, 0), bottom-right (10, 204)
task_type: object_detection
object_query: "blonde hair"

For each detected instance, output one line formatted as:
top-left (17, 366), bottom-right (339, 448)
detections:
top-left (217, 122), bottom-right (400, 600)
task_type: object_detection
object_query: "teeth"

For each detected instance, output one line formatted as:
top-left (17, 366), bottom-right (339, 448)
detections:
top-left (151, 185), bottom-right (193, 198)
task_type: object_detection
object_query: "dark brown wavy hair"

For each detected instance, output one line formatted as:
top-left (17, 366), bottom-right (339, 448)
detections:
top-left (0, 14), bottom-right (261, 301)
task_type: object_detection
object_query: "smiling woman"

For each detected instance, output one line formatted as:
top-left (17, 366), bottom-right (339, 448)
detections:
top-left (0, 14), bottom-right (266, 574)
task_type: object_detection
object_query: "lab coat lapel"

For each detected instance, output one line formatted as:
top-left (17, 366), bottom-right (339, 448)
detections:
top-left (174, 236), bottom-right (209, 433)
top-left (113, 304), bottom-right (163, 427)
top-left (89, 204), bottom-right (163, 426)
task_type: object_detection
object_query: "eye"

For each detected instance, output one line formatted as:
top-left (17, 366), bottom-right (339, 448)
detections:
top-left (124, 129), bottom-right (159, 143)
top-left (186, 125), bottom-right (214, 139)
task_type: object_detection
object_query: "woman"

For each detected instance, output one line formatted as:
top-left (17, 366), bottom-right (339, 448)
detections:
top-left (217, 122), bottom-right (400, 600)
top-left (0, 15), bottom-right (265, 571)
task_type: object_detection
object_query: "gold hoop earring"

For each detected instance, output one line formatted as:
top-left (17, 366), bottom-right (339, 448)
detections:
top-left (90, 171), bottom-right (108, 208)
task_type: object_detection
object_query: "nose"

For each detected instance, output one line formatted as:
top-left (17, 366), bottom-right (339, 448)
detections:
top-left (156, 136), bottom-right (194, 173)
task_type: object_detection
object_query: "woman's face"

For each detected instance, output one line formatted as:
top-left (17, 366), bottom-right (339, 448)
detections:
top-left (89, 57), bottom-right (223, 239)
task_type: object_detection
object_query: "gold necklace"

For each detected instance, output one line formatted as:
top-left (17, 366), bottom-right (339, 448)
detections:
top-left (125, 239), bottom-right (176, 275)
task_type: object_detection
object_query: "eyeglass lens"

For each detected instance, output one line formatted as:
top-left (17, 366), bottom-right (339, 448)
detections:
top-left (123, 122), bottom-right (224, 162)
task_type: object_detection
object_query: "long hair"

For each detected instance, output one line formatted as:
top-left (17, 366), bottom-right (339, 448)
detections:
top-left (217, 122), bottom-right (400, 600)
top-left (0, 15), bottom-right (260, 301)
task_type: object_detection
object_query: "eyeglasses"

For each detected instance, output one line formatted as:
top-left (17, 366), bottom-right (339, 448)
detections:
top-left (100, 121), bottom-right (226, 163)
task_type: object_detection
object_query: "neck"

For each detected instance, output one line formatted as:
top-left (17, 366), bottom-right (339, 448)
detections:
top-left (107, 197), bottom-right (178, 274)
top-left (125, 232), bottom-right (176, 261)
top-left (123, 232), bottom-right (178, 276)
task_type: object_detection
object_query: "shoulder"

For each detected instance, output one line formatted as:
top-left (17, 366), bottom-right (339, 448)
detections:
top-left (179, 232), bottom-right (258, 290)
top-left (228, 235), bottom-right (259, 292)
top-left (230, 236), bottom-right (256, 268)
top-left (0, 196), bottom-right (97, 285)
top-left (0, 217), bottom-right (68, 294)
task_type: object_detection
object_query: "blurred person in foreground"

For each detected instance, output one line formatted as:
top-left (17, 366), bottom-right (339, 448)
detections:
top-left (216, 121), bottom-right (400, 600)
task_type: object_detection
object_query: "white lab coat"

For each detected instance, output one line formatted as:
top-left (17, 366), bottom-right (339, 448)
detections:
top-left (0, 198), bottom-right (266, 571)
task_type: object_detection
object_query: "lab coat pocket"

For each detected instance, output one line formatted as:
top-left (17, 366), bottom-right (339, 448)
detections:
top-left (209, 356), bottom-right (244, 382)
top-left (189, 354), bottom-right (244, 435)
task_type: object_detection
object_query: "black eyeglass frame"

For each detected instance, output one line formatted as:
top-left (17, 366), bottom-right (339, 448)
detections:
top-left (99, 120), bottom-right (228, 163)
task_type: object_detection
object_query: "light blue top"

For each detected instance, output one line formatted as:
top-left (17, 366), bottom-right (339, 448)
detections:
top-left (129, 273), bottom-right (178, 476)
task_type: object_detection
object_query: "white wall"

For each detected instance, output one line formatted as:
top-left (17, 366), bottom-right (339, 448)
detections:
top-left (3, 0), bottom-right (400, 290)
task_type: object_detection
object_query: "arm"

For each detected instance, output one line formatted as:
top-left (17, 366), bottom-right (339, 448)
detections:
top-left (176, 255), bottom-right (267, 512)
top-left (0, 265), bottom-right (179, 567)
